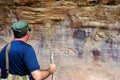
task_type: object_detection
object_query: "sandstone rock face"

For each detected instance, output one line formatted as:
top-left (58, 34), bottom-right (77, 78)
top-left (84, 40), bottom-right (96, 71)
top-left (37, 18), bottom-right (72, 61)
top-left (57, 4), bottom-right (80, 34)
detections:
top-left (0, 0), bottom-right (120, 80)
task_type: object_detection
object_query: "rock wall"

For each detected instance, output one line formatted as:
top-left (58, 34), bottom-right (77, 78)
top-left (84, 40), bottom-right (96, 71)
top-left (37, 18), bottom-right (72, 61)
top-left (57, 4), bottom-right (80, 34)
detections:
top-left (0, 0), bottom-right (120, 80)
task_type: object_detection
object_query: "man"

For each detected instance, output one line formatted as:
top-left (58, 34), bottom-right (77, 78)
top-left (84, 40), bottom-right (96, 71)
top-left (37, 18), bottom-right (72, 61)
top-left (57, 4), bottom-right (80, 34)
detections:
top-left (0, 20), bottom-right (56, 80)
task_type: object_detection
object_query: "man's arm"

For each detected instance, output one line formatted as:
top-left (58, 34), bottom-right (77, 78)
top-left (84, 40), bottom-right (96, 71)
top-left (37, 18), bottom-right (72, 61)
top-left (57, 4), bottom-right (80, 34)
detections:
top-left (31, 64), bottom-right (56, 80)
top-left (0, 67), bottom-right (1, 78)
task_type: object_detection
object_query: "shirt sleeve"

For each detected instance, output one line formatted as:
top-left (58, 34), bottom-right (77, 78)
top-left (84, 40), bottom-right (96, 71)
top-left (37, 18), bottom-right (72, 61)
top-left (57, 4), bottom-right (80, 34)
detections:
top-left (23, 45), bottom-right (40, 73)
top-left (0, 45), bottom-right (8, 78)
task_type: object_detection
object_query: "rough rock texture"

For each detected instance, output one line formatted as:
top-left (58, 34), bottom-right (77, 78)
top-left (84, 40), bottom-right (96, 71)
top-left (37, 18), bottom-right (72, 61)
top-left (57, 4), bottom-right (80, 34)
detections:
top-left (0, 0), bottom-right (120, 80)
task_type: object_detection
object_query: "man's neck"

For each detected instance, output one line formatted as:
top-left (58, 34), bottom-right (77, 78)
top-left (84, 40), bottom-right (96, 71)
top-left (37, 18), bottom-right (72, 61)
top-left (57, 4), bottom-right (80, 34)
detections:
top-left (14, 38), bottom-right (27, 43)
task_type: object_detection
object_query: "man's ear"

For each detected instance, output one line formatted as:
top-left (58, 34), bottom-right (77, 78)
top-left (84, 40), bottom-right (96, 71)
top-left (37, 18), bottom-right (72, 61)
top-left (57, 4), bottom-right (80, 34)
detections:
top-left (26, 31), bottom-right (30, 36)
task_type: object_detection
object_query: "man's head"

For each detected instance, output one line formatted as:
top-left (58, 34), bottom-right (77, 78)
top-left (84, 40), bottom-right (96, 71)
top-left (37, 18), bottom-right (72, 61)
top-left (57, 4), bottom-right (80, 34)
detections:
top-left (12, 20), bottom-right (31, 38)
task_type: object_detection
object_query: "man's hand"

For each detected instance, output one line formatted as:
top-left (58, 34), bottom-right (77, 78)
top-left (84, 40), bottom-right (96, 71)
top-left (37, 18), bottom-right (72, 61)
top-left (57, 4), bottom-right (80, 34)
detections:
top-left (49, 64), bottom-right (56, 74)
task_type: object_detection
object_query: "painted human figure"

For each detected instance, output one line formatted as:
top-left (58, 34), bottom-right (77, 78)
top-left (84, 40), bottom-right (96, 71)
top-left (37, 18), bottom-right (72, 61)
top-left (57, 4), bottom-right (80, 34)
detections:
top-left (73, 28), bottom-right (87, 57)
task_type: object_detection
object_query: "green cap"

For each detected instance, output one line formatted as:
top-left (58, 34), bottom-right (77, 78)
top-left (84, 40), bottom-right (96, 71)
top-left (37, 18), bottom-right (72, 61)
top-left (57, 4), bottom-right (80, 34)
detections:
top-left (12, 20), bottom-right (31, 34)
